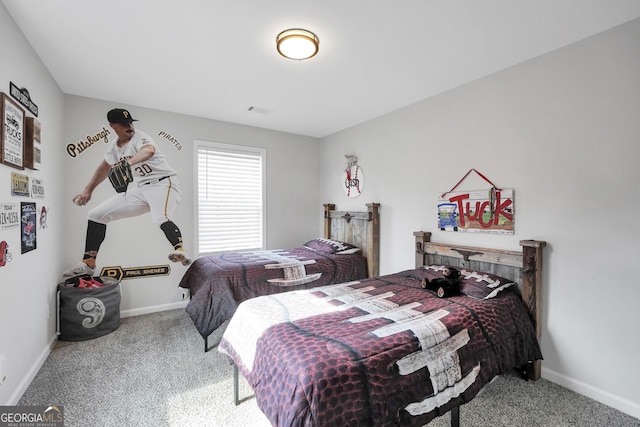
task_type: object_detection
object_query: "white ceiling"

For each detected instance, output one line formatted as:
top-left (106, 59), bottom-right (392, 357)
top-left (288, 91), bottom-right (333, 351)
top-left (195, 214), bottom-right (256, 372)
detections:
top-left (4, 0), bottom-right (640, 138)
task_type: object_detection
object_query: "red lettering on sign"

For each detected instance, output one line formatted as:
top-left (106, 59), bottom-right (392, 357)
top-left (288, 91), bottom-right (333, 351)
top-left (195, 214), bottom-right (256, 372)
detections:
top-left (448, 191), bottom-right (513, 228)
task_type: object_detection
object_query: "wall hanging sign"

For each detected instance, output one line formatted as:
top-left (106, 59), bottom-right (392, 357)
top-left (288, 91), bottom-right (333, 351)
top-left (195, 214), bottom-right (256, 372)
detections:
top-left (343, 154), bottom-right (364, 198)
top-left (1, 92), bottom-right (25, 169)
top-left (31, 177), bottom-right (45, 198)
top-left (21, 201), bottom-right (37, 253)
top-left (438, 168), bottom-right (514, 234)
top-left (0, 203), bottom-right (20, 230)
top-left (9, 82), bottom-right (38, 117)
top-left (99, 265), bottom-right (171, 281)
top-left (11, 172), bottom-right (29, 197)
top-left (24, 117), bottom-right (41, 170)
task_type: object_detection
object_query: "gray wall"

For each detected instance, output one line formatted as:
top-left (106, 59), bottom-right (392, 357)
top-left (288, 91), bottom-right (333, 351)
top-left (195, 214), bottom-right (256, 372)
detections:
top-left (318, 18), bottom-right (640, 419)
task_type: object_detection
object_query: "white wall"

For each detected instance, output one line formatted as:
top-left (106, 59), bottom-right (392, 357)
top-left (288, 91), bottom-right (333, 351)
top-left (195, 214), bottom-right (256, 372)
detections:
top-left (1, 4), bottom-right (321, 404)
top-left (318, 18), bottom-right (640, 419)
top-left (3, 1), bottom-right (640, 419)
top-left (0, 3), bottom-right (65, 405)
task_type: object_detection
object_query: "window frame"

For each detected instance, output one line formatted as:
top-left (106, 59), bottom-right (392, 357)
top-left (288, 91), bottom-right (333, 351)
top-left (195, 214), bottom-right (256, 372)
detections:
top-left (193, 140), bottom-right (266, 257)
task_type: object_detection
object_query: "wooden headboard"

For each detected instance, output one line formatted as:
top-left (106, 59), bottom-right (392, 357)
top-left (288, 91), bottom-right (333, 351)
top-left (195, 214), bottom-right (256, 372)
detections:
top-left (413, 231), bottom-right (546, 380)
top-left (323, 203), bottom-right (380, 278)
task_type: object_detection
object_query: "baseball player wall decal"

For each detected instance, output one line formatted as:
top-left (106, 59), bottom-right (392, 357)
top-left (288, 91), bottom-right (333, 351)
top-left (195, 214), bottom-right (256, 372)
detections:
top-left (62, 108), bottom-right (191, 279)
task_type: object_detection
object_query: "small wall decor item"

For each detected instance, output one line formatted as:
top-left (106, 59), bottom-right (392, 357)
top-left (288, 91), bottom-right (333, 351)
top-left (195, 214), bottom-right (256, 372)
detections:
top-left (24, 117), bottom-right (41, 169)
top-left (438, 168), bottom-right (514, 234)
top-left (1, 92), bottom-right (25, 169)
top-left (0, 203), bottom-right (20, 230)
top-left (21, 201), bottom-right (37, 253)
top-left (343, 154), bottom-right (364, 198)
top-left (0, 240), bottom-right (12, 267)
top-left (31, 177), bottom-right (44, 198)
top-left (99, 265), bottom-right (171, 281)
top-left (39, 205), bottom-right (49, 229)
top-left (11, 172), bottom-right (29, 197)
top-left (9, 82), bottom-right (38, 117)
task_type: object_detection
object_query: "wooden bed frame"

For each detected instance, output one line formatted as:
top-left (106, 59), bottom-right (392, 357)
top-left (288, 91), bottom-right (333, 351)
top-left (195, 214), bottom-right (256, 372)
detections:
top-left (413, 231), bottom-right (546, 381)
top-left (203, 202), bottom-right (380, 351)
top-left (324, 202), bottom-right (380, 278)
top-left (414, 232), bottom-right (545, 427)
top-left (231, 230), bottom-right (546, 427)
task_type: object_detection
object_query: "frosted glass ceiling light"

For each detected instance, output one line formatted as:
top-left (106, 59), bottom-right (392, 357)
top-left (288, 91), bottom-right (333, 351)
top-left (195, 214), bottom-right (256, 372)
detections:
top-left (276, 28), bottom-right (319, 60)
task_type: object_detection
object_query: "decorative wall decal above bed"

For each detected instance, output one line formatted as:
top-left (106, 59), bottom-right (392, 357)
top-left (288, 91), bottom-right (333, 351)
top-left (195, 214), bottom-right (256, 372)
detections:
top-left (438, 168), bottom-right (514, 234)
top-left (343, 154), bottom-right (364, 198)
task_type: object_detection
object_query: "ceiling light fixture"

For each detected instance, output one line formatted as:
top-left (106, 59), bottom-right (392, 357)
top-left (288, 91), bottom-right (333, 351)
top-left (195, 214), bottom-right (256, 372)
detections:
top-left (276, 28), bottom-right (319, 60)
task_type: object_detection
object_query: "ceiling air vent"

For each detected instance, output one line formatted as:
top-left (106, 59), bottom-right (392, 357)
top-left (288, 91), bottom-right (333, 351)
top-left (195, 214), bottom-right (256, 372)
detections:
top-left (247, 106), bottom-right (272, 115)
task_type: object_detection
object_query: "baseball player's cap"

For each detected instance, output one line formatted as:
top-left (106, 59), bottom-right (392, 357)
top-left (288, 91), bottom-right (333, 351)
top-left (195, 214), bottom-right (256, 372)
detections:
top-left (107, 108), bottom-right (138, 124)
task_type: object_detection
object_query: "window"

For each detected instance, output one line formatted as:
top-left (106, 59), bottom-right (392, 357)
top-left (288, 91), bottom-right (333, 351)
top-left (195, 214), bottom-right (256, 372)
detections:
top-left (195, 141), bottom-right (265, 255)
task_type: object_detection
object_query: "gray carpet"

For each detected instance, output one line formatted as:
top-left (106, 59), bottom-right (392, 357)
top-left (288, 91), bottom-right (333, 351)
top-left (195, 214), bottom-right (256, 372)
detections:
top-left (19, 309), bottom-right (640, 427)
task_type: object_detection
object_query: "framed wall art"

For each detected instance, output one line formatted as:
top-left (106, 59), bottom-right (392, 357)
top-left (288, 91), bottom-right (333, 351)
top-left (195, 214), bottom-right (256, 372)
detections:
top-left (21, 201), bottom-right (37, 253)
top-left (437, 168), bottom-right (515, 234)
top-left (437, 188), bottom-right (515, 234)
top-left (1, 92), bottom-right (25, 169)
top-left (24, 117), bottom-right (41, 170)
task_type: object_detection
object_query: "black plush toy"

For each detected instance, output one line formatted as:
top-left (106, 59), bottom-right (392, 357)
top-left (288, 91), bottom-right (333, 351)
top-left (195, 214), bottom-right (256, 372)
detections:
top-left (421, 267), bottom-right (461, 298)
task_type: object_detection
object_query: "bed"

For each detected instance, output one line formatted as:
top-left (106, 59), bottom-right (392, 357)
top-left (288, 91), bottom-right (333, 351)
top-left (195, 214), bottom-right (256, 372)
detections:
top-left (179, 203), bottom-right (380, 351)
top-left (218, 231), bottom-right (546, 426)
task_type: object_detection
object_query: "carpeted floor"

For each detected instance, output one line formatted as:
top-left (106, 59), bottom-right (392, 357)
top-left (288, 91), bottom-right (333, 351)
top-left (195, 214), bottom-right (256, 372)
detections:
top-left (19, 309), bottom-right (640, 427)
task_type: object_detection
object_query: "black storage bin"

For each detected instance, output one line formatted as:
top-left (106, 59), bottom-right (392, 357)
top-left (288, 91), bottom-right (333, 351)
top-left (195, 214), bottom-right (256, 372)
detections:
top-left (57, 276), bottom-right (121, 341)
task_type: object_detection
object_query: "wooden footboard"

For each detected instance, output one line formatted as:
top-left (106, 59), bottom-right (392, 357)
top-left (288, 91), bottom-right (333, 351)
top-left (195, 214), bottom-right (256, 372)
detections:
top-left (413, 231), bottom-right (546, 380)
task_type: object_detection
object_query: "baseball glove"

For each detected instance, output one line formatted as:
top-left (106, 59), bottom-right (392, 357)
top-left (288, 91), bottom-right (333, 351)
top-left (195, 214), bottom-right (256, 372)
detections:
top-left (108, 159), bottom-right (133, 193)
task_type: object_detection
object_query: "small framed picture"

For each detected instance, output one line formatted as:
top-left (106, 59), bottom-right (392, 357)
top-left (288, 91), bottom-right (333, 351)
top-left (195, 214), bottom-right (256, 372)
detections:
top-left (25, 117), bottom-right (41, 170)
top-left (1, 92), bottom-right (25, 169)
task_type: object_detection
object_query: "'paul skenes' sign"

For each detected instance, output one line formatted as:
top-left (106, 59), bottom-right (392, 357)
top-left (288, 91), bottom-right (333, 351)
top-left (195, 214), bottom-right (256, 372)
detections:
top-left (99, 265), bottom-right (171, 281)
top-left (437, 189), bottom-right (514, 234)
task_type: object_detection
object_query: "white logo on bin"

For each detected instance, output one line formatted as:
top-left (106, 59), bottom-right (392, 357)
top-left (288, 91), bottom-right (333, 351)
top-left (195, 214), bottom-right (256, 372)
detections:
top-left (76, 298), bottom-right (105, 328)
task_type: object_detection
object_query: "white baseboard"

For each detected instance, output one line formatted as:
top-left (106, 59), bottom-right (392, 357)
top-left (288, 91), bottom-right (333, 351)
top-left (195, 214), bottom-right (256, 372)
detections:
top-left (120, 300), bottom-right (188, 318)
top-left (542, 367), bottom-right (640, 420)
top-left (7, 301), bottom-right (187, 405)
top-left (7, 335), bottom-right (57, 405)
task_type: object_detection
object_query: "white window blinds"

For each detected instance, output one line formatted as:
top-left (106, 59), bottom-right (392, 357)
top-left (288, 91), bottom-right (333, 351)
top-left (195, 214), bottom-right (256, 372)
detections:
top-left (196, 142), bottom-right (264, 255)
